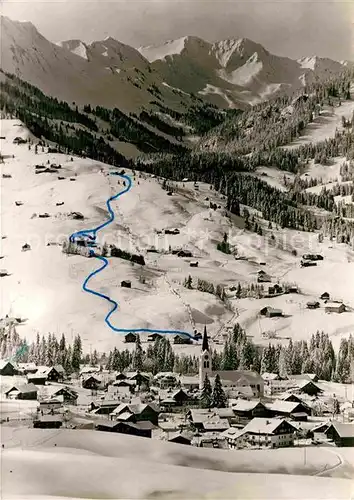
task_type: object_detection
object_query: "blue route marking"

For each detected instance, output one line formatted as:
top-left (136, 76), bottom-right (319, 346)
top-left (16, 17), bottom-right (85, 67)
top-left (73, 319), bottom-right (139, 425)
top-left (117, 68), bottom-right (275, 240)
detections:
top-left (69, 172), bottom-right (194, 340)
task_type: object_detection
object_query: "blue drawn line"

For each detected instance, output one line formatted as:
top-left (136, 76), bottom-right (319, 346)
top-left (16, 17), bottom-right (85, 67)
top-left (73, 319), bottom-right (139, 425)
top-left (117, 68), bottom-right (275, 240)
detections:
top-left (69, 173), bottom-right (194, 340)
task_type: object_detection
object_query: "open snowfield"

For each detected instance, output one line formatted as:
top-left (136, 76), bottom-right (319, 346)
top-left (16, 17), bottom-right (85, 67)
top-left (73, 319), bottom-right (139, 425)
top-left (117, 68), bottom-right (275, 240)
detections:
top-left (1, 427), bottom-right (353, 499)
top-left (284, 97), bottom-right (354, 150)
top-left (1, 119), bottom-right (354, 353)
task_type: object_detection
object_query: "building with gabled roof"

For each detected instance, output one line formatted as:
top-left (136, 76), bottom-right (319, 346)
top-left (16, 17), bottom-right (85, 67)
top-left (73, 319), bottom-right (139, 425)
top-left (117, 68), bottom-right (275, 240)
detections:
top-left (5, 383), bottom-right (38, 400)
top-left (221, 417), bottom-right (297, 449)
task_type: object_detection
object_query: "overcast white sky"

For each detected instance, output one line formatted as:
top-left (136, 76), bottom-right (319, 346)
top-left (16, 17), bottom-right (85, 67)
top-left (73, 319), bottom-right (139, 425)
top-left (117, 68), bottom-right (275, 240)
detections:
top-left (2, 0), bottom-right (353, 60)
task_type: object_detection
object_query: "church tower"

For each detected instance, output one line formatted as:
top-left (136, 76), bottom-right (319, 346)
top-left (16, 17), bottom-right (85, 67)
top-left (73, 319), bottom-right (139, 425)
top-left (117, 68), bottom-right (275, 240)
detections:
top-left (199, 326), bottom-right (212, 389)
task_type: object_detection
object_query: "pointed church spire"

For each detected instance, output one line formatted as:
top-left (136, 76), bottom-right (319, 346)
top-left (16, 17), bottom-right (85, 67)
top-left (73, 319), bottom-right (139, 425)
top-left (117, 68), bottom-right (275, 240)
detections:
top-left (202, 326), bottom-right (209, 352)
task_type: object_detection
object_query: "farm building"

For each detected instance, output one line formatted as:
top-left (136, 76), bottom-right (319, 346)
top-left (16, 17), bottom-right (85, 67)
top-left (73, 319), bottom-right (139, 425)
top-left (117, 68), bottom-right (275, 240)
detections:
top-left (96, 420), bottom-right (155, 438)
top-left (82, 375), bottom-right (102, 390)
top-left (177, 250), bottom-right (193, 258)
top-left (257, 270), bottom-right (271, 283)
top-left (160, 388), bottom-right (191, 408)
top-left (121, 280), bottom-right (132, 288)
top-left (124, 332), bottom-right (137, 343)
top-left (325, 302), bottom-right (346, 314)
top-left (320, 292), bottom-right (330, 301)
top-left (33, 415), bottom-right (63, 429)
top-left (325, 423), bottom-right (354, 447)
top-left (27, 374), bottom-right (47, 385)
top-left (307, 301), bottom-right (320, 309)
top-left (148, 333), bottom-right (163, 342)
top-left (36, 365), bottom-right (65, 382)
top-left (5, 383), bottom-right (38, 400)
top-left (168, 431), bottom-right (193, 445)
top-left (173, 334), bottom-right (192, 344)
top-left (260, 307), bottom-right (283, 318)
top-left (232, 400), bottom-right (270, 420)
top-left (189, 261), bottom-right (199, 268)
top-left (110, 403), bottom-right (160, 426)
top-left (0, 360), bottom-right (18, 376)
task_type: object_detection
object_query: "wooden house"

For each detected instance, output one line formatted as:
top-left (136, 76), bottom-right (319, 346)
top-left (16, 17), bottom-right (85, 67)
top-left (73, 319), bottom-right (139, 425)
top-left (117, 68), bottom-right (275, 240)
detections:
top-left (325, 423), bottom-right (354, 447)
top-left (325, 302), bottom-right (346, 314)
top-left (307, 301), bottom-right (320, 309)
top-left (320, 292), bottom-right (330, 301)
top-left (0, 360), bottom-right (18, 376)
top-left (124, 332), bottom-right (137, 343)
top-left (96, 420), bottom-right (155, 438)
top-left (173, 334), bottom-right (192, 344)
top-left (33, 415), bottom-right (63, 429)
top-left (168, 431), bottom-right (193, 445)
top-left (121, 280), bottom-right (132, 288)
top-left (82, 375), bottom-right (102, 390)
top-left (5, 383), bottom-right (38, 400)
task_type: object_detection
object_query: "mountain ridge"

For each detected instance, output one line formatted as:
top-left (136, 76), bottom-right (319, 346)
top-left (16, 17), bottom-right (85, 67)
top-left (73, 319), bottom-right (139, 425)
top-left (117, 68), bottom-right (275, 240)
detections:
top-left (1, 15), bottom-right (350, 111)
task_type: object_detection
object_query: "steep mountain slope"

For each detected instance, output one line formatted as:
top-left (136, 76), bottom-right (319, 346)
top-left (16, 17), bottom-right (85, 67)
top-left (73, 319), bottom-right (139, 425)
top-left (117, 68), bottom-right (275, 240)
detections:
top-left (0, 16), bottom-right (194, 113)
top-left (1, 15), bottom-right (349, 113)
top-left (61, 37), bottom-right (149, 71)
top-left (139, 36), bottom-right (349, 107)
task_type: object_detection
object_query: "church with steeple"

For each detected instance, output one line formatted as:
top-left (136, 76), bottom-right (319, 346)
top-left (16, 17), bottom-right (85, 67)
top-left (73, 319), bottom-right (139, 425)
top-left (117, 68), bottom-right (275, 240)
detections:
top-left (199, 326), bottom-right (212, 389)
top-left (198, 327), bottom-right (264, 396)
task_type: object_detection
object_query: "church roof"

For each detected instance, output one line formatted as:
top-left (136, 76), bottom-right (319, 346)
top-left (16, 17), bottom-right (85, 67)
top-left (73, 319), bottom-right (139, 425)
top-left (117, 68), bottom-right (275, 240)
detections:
top-left (202, 328), bottom-right (209, 352)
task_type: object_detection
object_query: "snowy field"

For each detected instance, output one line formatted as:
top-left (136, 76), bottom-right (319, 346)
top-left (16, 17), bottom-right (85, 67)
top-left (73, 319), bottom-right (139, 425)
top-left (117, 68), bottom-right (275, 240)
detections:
top-left (1, 119), bottom-right (354, 353)
top-left (1, 427), bottom-right (353, 499)
top-left (284, 98), bottom-right (354, 150)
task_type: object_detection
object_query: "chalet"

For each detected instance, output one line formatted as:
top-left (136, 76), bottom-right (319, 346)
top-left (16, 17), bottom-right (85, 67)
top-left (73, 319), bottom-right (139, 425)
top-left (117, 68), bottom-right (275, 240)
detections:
top-left (222, 418), bottom-right (297, 449)
top-left (82, 375), bottom-right (102, 390)
top-left (110, 403), bottom-right (160, 426)
top-left (325, 302), bottom-right (346, 314)
top-left (325, 423), bottom-right (354, 447)
top-left (320, 292), bottom-right (330, 301)
top-left (179, 375), bottom-right (200, 391)
top-left (5, 383), bottom-right (38, 400)
top-left (307, 301), bottom-right (320, 309)
top-left (112, 380), bottom-right (135, 394)
top-left (300, 260), bottom-right (317, 267)
top-left (44, 386), bottom-right (78, 404)
top-left (189, 261), bottom-right (199, 268)
top-left (115, 372), bottom-right (128, 381)
top-left (91, 400), bottom-right (121, 415)
top-left (260, 307), bottom-right (283, 318)
top-left (13, 137), bottom-right (26, 144)
top-left (38, 213), bottom-right (51, 218)
top-left (124, 332), bottom-right (137, 343)
top-left (173, 334), bottom-right (192, 345)
top-left (296, 379), bottom-right (322, 396)
top-left (36, 365), bottom-right (65, 382)
top-left (15, 201), bottom-right (24, 206)
top-left (126, 371), bottom-right (150, 389)
top-left (27, 374), bottom-right (47, 385)
top-left (0, 360), bottom-right (18, 376)
top-left (121, 280), bottom-right (132, 288)
top-left (96, 420), bottom-right (155, 438)
top-left (39, 398), bottom-right (63, 412)
top-left (153, 372), bottom-right (179, 389)
top-left (187, 409), bottom-right (230, 432)
top-left (69, 212), bottom-right (84, 220)
top-left (0, 269), bottom-right (10, 277)
top-left (168, 431), bottom-right (193, 445)
top-left (177, 250), bottom-right (193, 258)
top-left (160, 388), bottom-right (191, 408)
top-left (266, 400), bottom-right (311, 418)
top-left (232, 400), bottom-right (270, 420)
top-left (165, 228), bottom-right (180, 235)
top-left (33, 415), bottom-right (63, 429)
top-left (257, 271), bottom-right (271, 283)
top-left (21, 243), bottom-right (31, 251)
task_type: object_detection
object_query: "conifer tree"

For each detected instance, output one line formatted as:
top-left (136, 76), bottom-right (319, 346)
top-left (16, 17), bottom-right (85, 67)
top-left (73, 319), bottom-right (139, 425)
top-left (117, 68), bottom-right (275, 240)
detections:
top-left (211, 374), bottom-right (227, 408)
top-left (200, 374), bottom-right (212, 409)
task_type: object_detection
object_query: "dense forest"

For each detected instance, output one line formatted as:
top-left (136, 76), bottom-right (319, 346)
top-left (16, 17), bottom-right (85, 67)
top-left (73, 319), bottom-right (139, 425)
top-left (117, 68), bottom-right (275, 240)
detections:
top-left (2, 323), bottom-right (353, 383)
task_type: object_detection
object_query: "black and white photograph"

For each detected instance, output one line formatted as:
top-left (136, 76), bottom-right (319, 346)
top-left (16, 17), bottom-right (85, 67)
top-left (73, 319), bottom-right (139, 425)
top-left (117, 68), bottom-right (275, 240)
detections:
top-left (0, 0), bottom-right (353, 498)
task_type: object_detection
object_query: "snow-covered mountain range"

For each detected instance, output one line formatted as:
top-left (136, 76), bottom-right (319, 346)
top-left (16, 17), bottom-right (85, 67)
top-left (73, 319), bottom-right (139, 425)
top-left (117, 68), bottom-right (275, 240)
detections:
top-left (1, 15), bottom-right (350, 110)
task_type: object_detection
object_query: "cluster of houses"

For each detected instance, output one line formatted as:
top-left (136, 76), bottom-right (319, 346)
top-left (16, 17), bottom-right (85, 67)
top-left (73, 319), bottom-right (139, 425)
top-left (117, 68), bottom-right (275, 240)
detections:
top-left (306, 292), bottom-right (347, 314)
top-left (122, 331), bottom-right (194, 345)
top-left (1, 332), bottom-right (353, 449)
